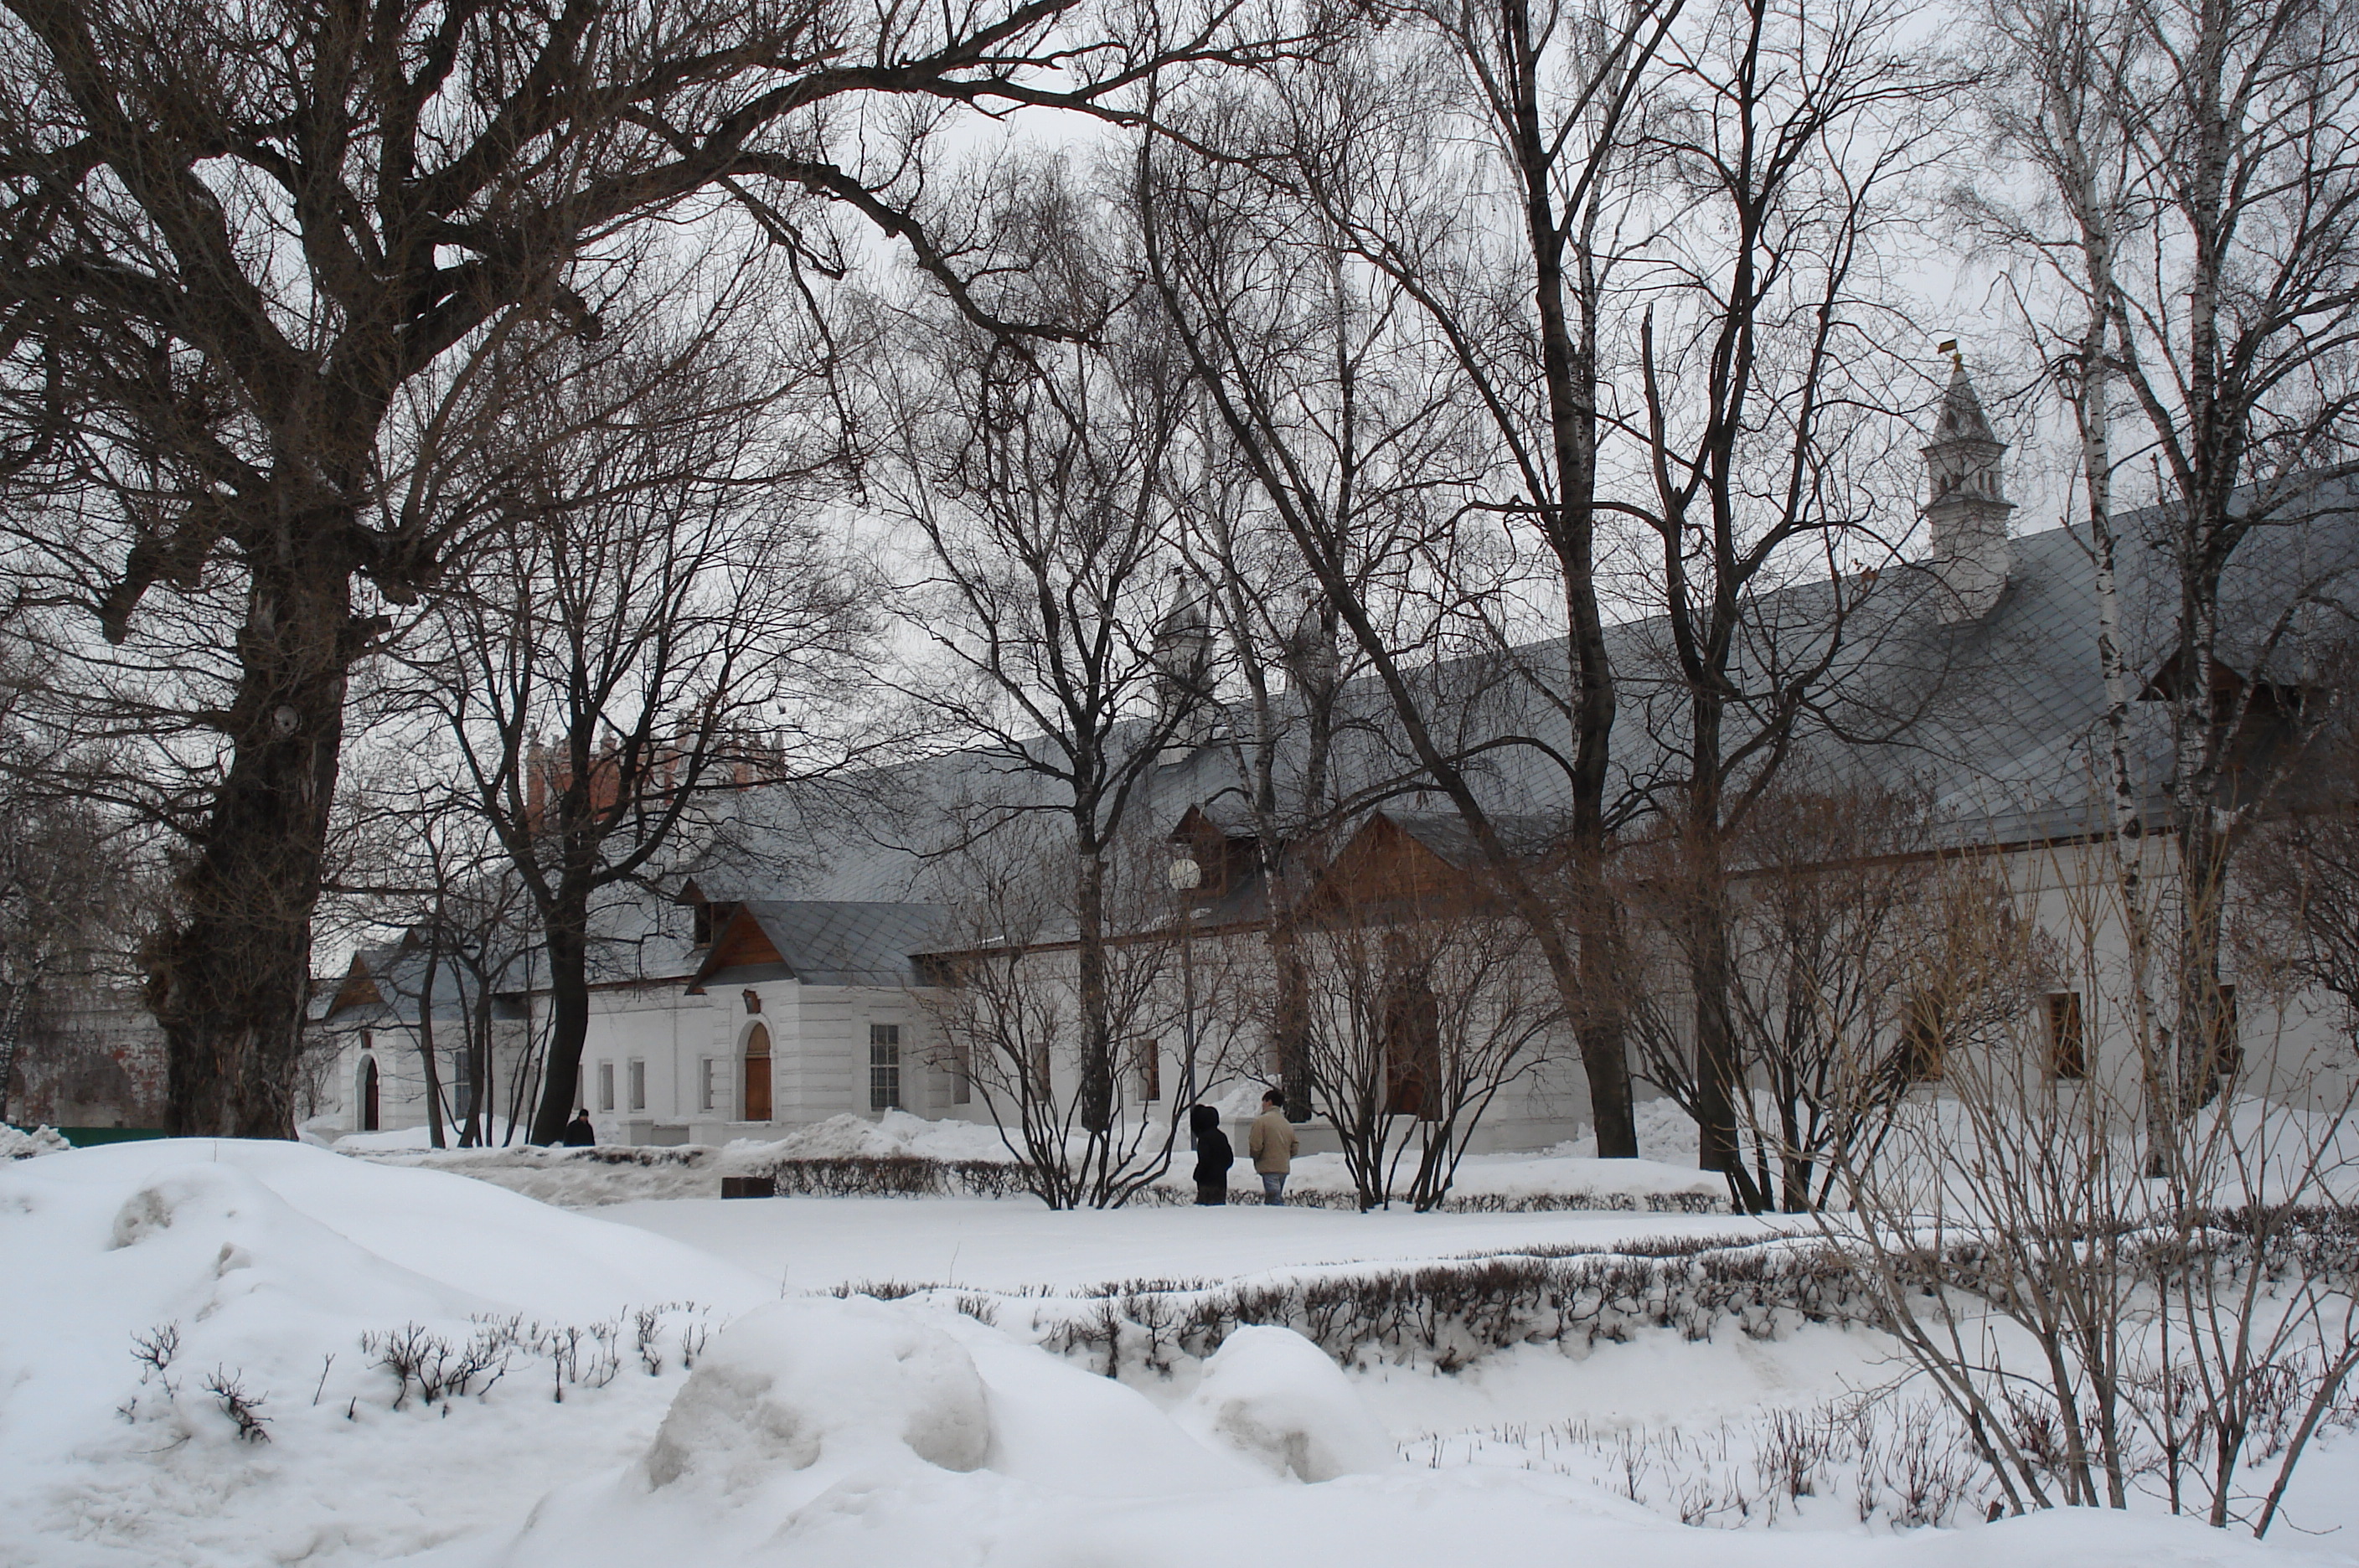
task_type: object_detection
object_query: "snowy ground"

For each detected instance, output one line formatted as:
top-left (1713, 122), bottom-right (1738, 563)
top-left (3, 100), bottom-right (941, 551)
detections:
top-left (6, 1137), bottom-right (2355, 1568)
top-left (339, 1106), bottom-right (1732, 1211)
top-left (599, 1192), bottom-right (1778, 1294)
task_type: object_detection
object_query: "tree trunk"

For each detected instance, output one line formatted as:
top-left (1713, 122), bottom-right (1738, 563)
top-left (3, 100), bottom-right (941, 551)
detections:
top-left (1684, 699), bottom-right (1764, 1210)
top-left (0, 979), bottom-right (35, 1126)
top-left (157, 540), bottom-right (353, 1138)
top-left (1074, 844), bottom-right (1114, 1137)
top-left (417, 944), bottom-right (448, 1150)
top-left (1263, 851), bottom-right (1317, 1120)
top-left (530, 902), bottom-right (593, 1145)
top-left (1507, 0), bottom-right (1634, 1158)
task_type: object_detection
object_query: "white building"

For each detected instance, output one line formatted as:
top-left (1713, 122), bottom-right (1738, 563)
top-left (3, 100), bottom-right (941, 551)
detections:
top-left (310, 362), bottom-right (2359, 1157)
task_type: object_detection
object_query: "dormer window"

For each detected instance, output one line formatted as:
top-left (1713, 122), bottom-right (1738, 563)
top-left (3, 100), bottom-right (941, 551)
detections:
top-left (692, 900), bottom-right (739, 946)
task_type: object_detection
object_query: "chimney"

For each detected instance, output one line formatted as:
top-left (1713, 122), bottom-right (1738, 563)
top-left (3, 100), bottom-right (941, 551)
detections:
top-left (1921, 348), bottom-right (2013, 623)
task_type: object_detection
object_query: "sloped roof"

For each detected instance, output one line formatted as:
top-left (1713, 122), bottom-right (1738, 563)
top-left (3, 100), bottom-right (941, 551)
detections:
top-left (582, 475), bottom-right (2358, 969)
top-left (319, 935), bottom-right (531, 1028)
top-left (690, 900), bottom-right (950, 989)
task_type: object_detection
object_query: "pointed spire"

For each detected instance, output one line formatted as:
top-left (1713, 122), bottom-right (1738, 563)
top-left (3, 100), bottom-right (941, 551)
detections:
top-left (1933, 353), bottom-right (1997, 445)
top-left (1281, 593), bottom-right (1340, 700)
top-left (1152, 575), bottom-right (1213, 697)
top-left (1153, 570), bottom-right (1216, 758)
top-left (1920, 346), bottom-right (2013, 624)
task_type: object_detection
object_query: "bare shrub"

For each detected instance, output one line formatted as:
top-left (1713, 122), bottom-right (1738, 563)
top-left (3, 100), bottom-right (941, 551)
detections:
top-left (202, 1368), bottom-right (271, 1444)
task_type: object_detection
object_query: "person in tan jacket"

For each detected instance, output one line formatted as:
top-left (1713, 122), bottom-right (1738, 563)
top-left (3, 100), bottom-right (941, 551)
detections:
top-left (1247, 1089), bottom-right (1299, 1205)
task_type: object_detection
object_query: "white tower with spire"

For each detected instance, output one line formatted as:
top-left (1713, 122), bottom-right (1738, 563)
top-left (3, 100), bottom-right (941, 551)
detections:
top-left (1922, 346), bottom-right (2014, 624)
top-left (1152, 575), bottom-right (1216, 761)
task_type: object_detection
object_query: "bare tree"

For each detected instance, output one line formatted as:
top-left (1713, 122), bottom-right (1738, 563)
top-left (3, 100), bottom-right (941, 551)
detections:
top-left (1967, 0), bottom-right (2359, 1148)
top-left (0, 770), bottom-right (149, 1125)
top-left (0, 0), bottom-right (1306, 1137)
top-left (1613, 0), bottom-right (1958, 1204)
top-left (329, 767), bottom-right (541, 1146)
top-left (393, 267), bottom-right (867, 1144)
top-left (1828, 834), bottom-right (2359, 1534)
top-left (1128, 142), bottom-right (1485, 1122)
top-left (1291, 867), bottom-right (1561, 1210)
top-left (875, 174), bottom-right (1214, 1175)
top-left (1140, 0), bottom-right (1689, 1154)
top-left (915, 825), bottom-right (1200, 1208)
top-left (2233, 705), bottom-right (2359, 1028)
top-left (1964, 0), bottom-right (2170, 1163)
top-left (1618, 785), bottom-right (1946, 1212)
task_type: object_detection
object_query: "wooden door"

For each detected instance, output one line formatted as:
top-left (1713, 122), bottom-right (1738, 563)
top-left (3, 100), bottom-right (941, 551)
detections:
top-left (742, 1024), bottom-right (772, 1122)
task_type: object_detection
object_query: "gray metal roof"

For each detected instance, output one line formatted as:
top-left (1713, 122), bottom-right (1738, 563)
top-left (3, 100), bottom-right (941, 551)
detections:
top-left (583, 477), bottom-right (2358, 969)
top-left (736, 900), bottom-right (952, 987)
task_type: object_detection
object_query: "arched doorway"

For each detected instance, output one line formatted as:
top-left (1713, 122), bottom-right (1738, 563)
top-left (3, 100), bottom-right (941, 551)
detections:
top-left (741, 1024), bottom-right (772, 1122)
top-left (360, 1056), bottom-right (381, 1132)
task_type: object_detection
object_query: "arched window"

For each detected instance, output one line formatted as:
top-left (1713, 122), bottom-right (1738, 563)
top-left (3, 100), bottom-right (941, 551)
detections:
top-left (360, 1056), bottom-right (381, 1132)
top-left (742, 1024), bottom-right (772, 1122)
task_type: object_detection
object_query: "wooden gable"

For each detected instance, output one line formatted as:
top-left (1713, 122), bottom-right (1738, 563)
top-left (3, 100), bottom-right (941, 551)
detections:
top-left (1169, 804), bottom-right (1259, 896)
top-left (328, 954), bottom-right (385, 1016)
top-left (707, 907), bottom-right (785, 971)
top-left (1303, 813), bottom-right (1473, 918)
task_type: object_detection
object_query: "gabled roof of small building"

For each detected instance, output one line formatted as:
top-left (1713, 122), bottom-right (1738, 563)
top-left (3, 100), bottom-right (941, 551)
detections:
top-left (317, 933), bottom-right (533, 1028)
top-left (687, 900), bottom-right (950, 990)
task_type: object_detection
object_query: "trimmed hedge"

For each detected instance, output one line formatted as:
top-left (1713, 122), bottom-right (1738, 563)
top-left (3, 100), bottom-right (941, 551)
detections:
top-left (817, 1235), bottom-right (1867, 1376)
top-left (748, 1153), bottom-right (1727, 1214)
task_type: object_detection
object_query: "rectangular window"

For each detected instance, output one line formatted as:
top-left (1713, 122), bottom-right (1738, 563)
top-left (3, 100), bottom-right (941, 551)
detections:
top-left (628, 1059), bottom-right (647, 1112)
top-left (950, 1038), bottom-right (972, 1106)
top-left (2045, 993), bottom-right (2087, 1080)
top-left (698, 1058), bottom-right (720, 1113)
top-left (1134, 1038), bottom-right (1161, 1101)
top-left (870, 1023), bottom-right (901, 1112)
top-left (597, 1061), bottom-right (616, 1113)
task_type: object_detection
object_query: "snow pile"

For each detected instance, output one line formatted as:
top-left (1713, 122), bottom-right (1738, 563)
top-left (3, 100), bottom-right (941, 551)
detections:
top-left (1, 1122), bottom-right (70, 1158)
top-left (8, 1137), bottom-right (2350, 1568)
top-left (1546, 1096), bottom-right (1707, 1163)
top-left (351, 1142), bottom-right (720, 1205)
top-left (746, 1108), bottom-right (1020, 1163)
top-left (1269, 1149), bottom-right (1725, 1211)
top-left (334, 1117), bottom-right (522, 1153)
top-left (0, 1138), bottom-right (766, 1567)
top-left (642, 1297), bottom-right (990, 1488)
top-left (477, 1293), bottom-right (2331, 1568)
top-left (1179, 1324), bottom-right (1392, 1481)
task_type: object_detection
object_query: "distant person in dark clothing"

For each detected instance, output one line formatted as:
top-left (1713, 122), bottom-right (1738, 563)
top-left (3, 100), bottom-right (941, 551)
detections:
top-left (1190, 1105), bottom-right (1232, 1205)
top-left (561, 1110), bottom-right (596, 1147)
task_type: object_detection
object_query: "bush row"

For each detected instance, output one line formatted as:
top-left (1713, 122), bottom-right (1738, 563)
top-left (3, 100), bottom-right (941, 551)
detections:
top-left (750, 1153), bottom-right (1727, 1214)
top-left (1033, 1239), bottom-right (1871, 1375)
top-left (826, 1235), bottom-right (1869, 1377)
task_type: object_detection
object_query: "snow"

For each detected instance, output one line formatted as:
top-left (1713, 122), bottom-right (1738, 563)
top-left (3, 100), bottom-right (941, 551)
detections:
top-left (640, 1297), bottom-right (992, 1486)
top-left (7, 1137), bottom-right (2355, 1568)
top-left (747, 1108), bottom-right (1024, 1162)
top-left (596, 1192), bottom-right (1783, 1293)
top-left (3, 1121), bottom-right (71, 1158)
top-left (332, 1119), bottom-right (522, 1153)
top-left (346, 1107), bottom-right (1730, 1213)
top-left (1179, 1324), bottom-right (1394, 1481)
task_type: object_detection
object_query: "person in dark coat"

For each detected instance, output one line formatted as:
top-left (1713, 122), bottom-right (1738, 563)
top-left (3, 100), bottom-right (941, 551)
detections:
top-left (1190, 1105), bottom-right (1233, 1205)
top-left (561, 1109), bottom-right (596, 1148)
